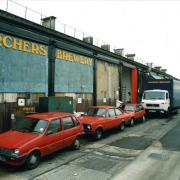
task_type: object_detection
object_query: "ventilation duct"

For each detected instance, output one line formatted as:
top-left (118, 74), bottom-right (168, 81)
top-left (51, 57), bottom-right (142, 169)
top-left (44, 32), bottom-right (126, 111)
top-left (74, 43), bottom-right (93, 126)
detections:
top-left (154, 66), bottom-right (162, 70)
top-left (101, 44), bottom-right (110, 51)
top-left (83, 36), bottom-right (93, 44)
top-left (161, 69), bottom-right (167, 73)
top-left (125, 54), bottom-right (135, 61)
top-left (114, 48), bottom-right (124, 56)
top-left (41, 16), bottom-right (56, 30)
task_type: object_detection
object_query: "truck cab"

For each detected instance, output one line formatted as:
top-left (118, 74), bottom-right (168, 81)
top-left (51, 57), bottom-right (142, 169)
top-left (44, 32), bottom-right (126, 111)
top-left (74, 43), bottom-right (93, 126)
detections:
top-left (141, 89), bottom-right (170, 114)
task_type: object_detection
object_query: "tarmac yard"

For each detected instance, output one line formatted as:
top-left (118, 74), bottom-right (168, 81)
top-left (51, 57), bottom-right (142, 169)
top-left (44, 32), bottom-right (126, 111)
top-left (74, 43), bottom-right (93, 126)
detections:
top-left (0, 113), bottom-right (180, 180)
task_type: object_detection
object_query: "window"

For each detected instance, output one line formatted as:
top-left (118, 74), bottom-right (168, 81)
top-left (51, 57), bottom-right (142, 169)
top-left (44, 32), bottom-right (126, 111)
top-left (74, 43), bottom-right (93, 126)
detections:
top-left (12, 117), bottom-right (48, 134)
top-left (124, 105), bottom-right (135, 112)
top-left (47, 119), bottom-right (61, 134)
top-left (108, 109), bottom-right (116, 117)
top-left (72, 116), bottom-right (80, 126)
top-left (62, 117), bottom-right (75, 130)
top-left (115, 109), bottom-right (122, 116)
top-left (143, 91), bottom-right (165, 100)
top-left (86, 108), bottom-right (106, 117)
top-left (136, 105), bottom-right (143, 111)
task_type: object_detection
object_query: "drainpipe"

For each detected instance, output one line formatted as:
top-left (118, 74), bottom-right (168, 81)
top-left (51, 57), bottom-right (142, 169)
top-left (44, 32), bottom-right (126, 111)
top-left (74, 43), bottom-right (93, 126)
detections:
top-left (131, 68), bottom-right (138, 103)
top-left (119, 62), bottom-right (123, 101)
top-left (93, 52), bottom-right (97, 106)
top-left (48, 40), bottom-right (56, 96)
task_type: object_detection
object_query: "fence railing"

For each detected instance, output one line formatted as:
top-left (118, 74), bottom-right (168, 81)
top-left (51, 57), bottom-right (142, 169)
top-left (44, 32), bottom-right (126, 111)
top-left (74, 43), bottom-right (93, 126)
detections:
top-left (0, 0), bottom-right (150, 66)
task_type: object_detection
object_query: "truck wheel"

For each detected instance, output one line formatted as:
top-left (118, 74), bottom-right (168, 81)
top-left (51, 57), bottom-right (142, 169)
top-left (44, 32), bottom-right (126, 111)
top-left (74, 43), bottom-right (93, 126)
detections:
top-left (130, 118), bottom-right (134, 126)
top-left (142, 116), bottom-right (146, 123)
top-left (120, 123), bottom-right (125, 131)
top-left (26, 151), bottom-right (41, 170)
top-left (94, 128), bottom-right (103, 140)
top-left (165, 109), bottom-right (170, 117)
top-left (72, 137), bottom-right (80, 150)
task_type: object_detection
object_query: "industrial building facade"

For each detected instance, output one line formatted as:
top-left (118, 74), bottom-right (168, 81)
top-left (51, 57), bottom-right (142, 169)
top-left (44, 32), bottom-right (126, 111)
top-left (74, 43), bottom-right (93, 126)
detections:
top-left (0, 10), bottom-right (173, 132)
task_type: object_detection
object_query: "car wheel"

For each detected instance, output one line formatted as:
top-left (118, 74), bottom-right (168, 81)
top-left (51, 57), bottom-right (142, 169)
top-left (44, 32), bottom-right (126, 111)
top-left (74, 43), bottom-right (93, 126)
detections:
top-left (94, 128), bottom-right (103, 140)
top-left (130, 118), bottom-right (134, 126)
top-left (120, 123), bottom-right (125, 131)
top-left (142, 115), bottom-right (146, 122)
top-left (26, 151), bottom-right (41, 170)
top-left (72, 137), bottom-right (80, 150)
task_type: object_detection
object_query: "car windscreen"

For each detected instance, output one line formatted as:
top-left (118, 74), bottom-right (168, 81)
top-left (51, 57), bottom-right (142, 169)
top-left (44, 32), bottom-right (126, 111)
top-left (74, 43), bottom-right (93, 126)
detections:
top-left (12, 117), bottom-right (48, 134)
top-left (124, 105), bottom-right (135, 112)
top-left (143, 91), bottom-right (165, 100)
top-left (86, 108), bottom-right (106, 117)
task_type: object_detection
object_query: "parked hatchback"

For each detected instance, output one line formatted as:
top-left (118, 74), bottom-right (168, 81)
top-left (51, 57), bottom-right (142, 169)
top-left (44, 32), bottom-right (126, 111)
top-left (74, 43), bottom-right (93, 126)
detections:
top-left (123, 104), bottom-right (146, 126)
top-left (0, 112), bottom-right (83, 169)
top-left (79, 106), bottom-right (131, 140)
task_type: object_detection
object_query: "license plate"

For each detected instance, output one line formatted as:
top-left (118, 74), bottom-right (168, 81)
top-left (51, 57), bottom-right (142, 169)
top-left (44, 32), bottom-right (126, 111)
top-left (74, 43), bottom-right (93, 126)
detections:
top-left (149, 110), bottom-right (156, 112)
top-left (0, 155), bottom-right (6, 162)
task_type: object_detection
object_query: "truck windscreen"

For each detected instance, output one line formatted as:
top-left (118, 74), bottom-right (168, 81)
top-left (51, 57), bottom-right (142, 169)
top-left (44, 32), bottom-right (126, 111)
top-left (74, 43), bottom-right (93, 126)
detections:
top-left (143, 91), bottom-right (165, 100)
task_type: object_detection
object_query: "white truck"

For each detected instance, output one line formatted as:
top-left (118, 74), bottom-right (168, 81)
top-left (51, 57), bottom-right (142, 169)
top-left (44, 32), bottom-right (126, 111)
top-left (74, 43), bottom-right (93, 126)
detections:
top-left (141, 79), bottom-right (180, 115)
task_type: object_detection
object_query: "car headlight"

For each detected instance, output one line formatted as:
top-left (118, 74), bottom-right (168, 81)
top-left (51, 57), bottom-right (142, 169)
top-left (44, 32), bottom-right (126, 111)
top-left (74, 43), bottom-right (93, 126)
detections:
top-left (11, 149), bottom-right (20, 157)
top-left (86, 124), bottom-right (91, 130)
top-left (14, 149), bottom-right (20, 154)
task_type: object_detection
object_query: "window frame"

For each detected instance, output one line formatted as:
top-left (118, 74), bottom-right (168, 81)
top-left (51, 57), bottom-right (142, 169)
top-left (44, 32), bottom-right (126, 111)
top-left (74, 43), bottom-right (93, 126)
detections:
top-left (115, 108), bottom-right (123, 116)
top-left (108, 108), bottom-right (116, 117)
top-left (61, 116), bottom-right (75, 130)
top-left (47, 119), bottom-right (61, 135)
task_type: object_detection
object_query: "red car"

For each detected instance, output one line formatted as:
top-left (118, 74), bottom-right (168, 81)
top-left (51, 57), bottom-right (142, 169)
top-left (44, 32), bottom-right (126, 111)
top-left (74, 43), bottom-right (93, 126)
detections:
top-left (0, 112), bottom-right (83, 169)
top-left (123, 104), bottom-right (146, 126)
top-left (79, 106), bottom-right (130, 140)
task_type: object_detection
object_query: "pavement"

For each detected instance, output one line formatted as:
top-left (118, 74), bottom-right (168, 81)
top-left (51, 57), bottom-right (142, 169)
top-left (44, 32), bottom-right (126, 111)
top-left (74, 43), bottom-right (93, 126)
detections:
top-left (113, 115), bottom-right (180, 180)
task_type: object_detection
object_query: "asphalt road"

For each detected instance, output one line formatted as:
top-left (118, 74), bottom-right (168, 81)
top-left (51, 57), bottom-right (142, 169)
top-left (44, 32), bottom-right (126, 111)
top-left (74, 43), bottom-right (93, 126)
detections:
top-left (0, 112), bottom-right (180, 180)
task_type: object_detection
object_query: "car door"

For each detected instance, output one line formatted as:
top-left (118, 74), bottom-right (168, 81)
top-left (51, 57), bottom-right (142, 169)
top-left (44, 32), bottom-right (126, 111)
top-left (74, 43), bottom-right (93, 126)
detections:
top-left (114, 108), bottom-right (125, 125)
top-left (104, 108), bottom-right (117, 129)
top-left (138, 105), bottom-right (145, 118)
top-left (41, 119), bottom-right (64, 156)
top-left (135, 105), bottom-right (142, 119)
top-left (61, 116), bottom-right (79, 147)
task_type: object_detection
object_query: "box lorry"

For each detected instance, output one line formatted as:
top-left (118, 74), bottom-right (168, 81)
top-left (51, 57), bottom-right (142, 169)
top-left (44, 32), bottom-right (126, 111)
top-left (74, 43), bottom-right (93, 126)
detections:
top-left (141, 79), bottom-right (180, 115)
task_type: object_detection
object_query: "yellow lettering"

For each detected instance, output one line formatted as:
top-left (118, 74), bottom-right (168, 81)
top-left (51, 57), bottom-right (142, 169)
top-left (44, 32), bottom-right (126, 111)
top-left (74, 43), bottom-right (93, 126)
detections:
top-left (56, 49), bottom-right (60, 59)
top-left (65, 52), bottom-right (70, 61)
top-left (63, 51), bottom-right (68, 60)
top-left (23, 41), bottom-right (31, 53)
top-left (81, 57), bottom-right (84, 64)
top-left (69, 53), bottom-right (73, 62)
top-left (56, 49), bottom-right (92, 65)
top-left (31, 43), bottom-right (39, 55)
top-left (74, 55), bottom-right (80, 63)
top-left (3, 36), bottom-right (13, 48)
top-left (0, 34), bottom-right (47, 56)
top-left (59, 50), bottom-right (63, 59)
top-left (13, 38), bottom-right (23, 51)
top-left (0, 36), bottom-right (2, 46)
top-left (39, 45), bottom-right (47, 56)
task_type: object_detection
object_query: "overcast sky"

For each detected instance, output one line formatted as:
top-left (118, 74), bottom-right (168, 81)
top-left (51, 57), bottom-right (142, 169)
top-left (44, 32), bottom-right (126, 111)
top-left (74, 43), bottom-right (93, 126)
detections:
top-left (1, 0), bottom-right (180, 79)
